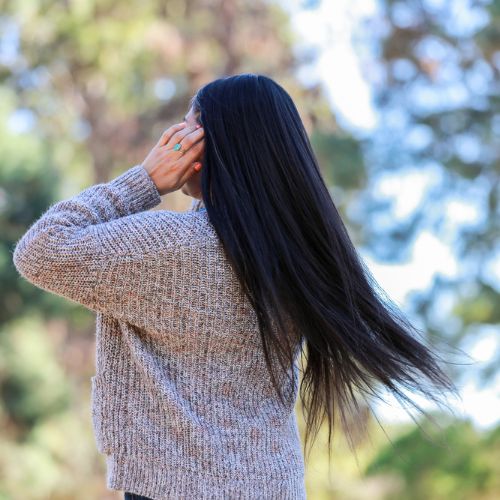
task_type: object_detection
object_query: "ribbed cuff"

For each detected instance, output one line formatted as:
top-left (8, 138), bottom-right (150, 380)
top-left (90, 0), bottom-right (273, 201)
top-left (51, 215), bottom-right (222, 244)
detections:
top-left (109, 164), bottom-right (162, 214)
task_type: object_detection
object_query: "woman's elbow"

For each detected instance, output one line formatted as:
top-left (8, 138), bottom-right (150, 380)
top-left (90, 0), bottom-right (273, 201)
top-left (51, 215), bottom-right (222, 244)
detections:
top-left (13, 236), bottom-right (40, 284)
top-left (12, 229), bottom-right (58, 287)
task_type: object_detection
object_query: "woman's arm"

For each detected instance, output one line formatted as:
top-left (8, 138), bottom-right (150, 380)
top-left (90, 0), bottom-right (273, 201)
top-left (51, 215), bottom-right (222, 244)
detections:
top-left (13, 122), bottom-right (205, 329)
top-left (12, 165), bottom-right (165, 321)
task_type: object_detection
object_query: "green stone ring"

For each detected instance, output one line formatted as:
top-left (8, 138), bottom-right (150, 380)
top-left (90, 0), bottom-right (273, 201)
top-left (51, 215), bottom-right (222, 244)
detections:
top-left (173, 143), bottom-right (182, 152)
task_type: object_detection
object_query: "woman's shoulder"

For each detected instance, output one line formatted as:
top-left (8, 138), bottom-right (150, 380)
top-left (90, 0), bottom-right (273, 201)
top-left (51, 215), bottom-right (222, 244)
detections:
top-left (151, 203), bottom-right (216, 248)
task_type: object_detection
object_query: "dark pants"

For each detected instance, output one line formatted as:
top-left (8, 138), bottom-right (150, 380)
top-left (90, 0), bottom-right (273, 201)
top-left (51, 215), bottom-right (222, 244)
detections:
top-left (124, 492), bottom-right (153, 500)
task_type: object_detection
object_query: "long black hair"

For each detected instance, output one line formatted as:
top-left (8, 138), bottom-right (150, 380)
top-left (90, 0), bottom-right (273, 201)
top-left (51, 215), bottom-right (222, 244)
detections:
top-left (189, 73), bottom-right (461, 464)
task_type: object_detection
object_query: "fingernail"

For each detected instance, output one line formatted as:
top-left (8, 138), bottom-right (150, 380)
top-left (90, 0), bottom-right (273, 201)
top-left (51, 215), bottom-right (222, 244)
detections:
top-left (194, 163), bottom-right (202, 170)
top-left (196, 124), bottom-right (201, 129)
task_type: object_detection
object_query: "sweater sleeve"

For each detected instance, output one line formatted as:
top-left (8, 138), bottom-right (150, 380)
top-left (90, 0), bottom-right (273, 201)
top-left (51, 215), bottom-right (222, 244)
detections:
top-left (11, 164), bottom-right (176, 327)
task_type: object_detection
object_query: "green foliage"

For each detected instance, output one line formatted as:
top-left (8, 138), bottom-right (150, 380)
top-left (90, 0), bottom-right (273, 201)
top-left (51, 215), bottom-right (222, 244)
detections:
top-left (365, 418), bottom-right (500, 500)
top-left (0, 99), bottom-right (53, 324)
top-left (0, 317), bottom-right (71, 429)
top-left (311, 130), bottom-right (366, 190)
top-left (453, 282), bottom-right (500, 325)
top-left (0, 316), bottom-right (105, 499)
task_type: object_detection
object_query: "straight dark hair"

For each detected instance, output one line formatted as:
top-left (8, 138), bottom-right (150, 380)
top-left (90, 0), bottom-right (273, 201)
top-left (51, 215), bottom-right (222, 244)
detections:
top-left (189, 73), bottom-right (461, 465)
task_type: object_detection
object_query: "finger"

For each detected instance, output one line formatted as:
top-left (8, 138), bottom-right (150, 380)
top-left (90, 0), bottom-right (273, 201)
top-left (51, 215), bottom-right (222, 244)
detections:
top-left (180, 138), bottom-right (205, 164)
top-left (156, 122), bottom-right (186, 147)
top-left (171, 140), bottom-right (204, 181)
top-left (164, 124), bottom-right (199, 149)
top-left (173, 142), bottom-right (204, 189)
top-left (178, 161), bottom-right (203, 187)
top-left (177, 127), bottom-right (204, 150)
top-left (156, 122), bottom-right (187, 147)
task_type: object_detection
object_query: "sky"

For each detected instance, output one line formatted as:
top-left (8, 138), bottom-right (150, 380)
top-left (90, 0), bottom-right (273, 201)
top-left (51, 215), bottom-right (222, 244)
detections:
top-left (278, 0), bottom-right (499, 430)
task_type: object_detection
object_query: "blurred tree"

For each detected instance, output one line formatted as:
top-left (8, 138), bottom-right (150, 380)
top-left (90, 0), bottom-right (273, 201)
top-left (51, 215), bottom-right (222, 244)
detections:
top-left (365, 417), bottom-right (500, 500)
top-left (0, 87), bottom-right (60, 325)
top-left (353, 0), bottom-right (500, 385)
top-left (0, 0), bottom-right (358, 199)
top-left (0, 317), bottom-right (70, 431)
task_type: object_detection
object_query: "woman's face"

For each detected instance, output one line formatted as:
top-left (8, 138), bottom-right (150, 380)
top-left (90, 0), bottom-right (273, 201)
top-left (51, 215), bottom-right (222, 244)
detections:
top-left (180, 106), bottom-right (204, 200)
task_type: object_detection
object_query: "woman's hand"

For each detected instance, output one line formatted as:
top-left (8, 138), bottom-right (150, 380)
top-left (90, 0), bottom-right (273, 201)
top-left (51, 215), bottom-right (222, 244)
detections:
top-left (141, 122), bottom-right (205, 196)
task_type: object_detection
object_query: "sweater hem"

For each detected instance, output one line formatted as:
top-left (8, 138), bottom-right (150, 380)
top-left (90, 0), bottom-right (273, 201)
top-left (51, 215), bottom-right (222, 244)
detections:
top-left (105, 451), bottom-right (306, 500)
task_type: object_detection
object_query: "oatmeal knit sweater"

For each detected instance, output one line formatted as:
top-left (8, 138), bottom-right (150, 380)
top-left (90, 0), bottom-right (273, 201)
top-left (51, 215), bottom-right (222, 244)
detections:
top-left (12, 164), bottom-right (306, 499)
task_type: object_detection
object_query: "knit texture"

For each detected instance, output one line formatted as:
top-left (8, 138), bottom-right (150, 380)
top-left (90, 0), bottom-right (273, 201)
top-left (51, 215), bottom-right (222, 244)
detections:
top-left (12, 165), bottom-right (306, 499)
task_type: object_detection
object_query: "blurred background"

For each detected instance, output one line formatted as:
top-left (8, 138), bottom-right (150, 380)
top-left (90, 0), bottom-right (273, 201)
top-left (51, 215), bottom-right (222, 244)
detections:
top-left (0, 0), bottom-right (499, 498)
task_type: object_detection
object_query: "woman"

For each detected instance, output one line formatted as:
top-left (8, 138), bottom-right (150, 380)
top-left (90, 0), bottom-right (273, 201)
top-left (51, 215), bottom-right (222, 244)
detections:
top-left (13, 73), bottom-right (459, 499)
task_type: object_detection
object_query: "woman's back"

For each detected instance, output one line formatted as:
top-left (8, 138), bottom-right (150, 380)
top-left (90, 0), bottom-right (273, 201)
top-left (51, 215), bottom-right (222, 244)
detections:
top-left (13, 165), bottom-right (306, 499)
top-left (95, 209), bottom-right (306, 498)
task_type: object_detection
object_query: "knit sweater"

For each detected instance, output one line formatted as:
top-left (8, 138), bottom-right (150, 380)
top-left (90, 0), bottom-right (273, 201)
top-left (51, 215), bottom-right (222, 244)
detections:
top-left (12, 164), bottom-right (306, 499)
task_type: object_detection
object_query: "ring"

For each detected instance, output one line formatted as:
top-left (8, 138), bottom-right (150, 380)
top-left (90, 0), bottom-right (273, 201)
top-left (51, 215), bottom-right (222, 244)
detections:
top-left (172, 142), bottom-right (183, 153)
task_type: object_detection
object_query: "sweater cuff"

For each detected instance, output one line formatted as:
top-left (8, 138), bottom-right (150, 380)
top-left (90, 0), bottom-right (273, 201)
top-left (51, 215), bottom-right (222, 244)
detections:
top-left (109, 164), bottom-right (162, 213)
